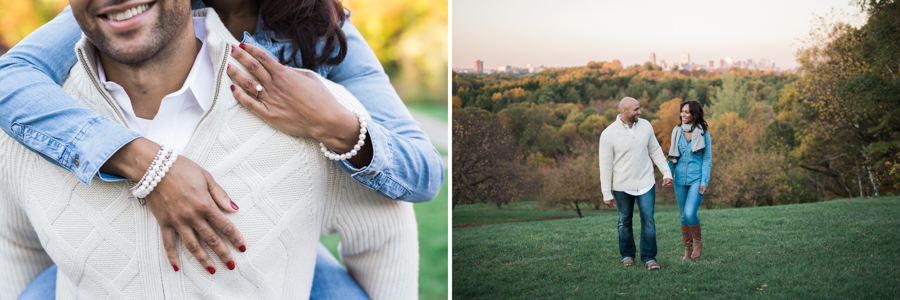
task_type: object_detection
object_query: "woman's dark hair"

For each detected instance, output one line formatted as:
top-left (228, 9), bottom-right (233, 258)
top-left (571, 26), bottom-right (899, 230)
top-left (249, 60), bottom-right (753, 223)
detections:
top-left (680, 100), bottom-right (708, 132)
top-left (260, 0), bottom-right (348, 70)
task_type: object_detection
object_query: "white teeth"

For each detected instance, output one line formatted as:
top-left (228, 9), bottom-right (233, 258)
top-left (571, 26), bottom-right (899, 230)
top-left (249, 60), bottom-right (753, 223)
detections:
top-left (106, 3), bottom-right (149, 22)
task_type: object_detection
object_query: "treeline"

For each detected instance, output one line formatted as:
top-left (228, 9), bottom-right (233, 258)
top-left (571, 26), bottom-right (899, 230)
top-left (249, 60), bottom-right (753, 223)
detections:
top-left (452, 0), bottom-right (900, 212)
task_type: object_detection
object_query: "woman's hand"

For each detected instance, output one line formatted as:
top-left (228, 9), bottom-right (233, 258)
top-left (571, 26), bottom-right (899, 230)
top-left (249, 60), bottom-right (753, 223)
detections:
top-left (101, 138), bottom-right (246, 273)
top-left (226, 43), bottom-right (373, 167)
top-left (700, 186), bottom-right (707, 195)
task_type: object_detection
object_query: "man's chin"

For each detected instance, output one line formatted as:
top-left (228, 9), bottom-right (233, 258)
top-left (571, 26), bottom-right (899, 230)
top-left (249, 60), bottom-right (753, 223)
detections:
top-left (99, 42), bottom-right (161, 65)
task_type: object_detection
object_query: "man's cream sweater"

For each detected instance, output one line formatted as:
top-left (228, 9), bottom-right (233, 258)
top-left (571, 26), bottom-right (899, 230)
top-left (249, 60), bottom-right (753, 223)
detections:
top-left (598, 118), bottom-right (672, 200)
top-left (0, 9), bottom-right (417, 299)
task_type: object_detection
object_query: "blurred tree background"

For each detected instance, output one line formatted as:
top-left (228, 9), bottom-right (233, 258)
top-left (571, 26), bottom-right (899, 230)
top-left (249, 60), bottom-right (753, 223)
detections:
top-left (452, 0), bottom-right (900, 210)
top-left (0, 0), bottom-right (448, 105)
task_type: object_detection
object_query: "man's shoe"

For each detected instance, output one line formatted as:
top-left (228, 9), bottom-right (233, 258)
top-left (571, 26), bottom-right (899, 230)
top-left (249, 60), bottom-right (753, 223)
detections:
top-left (646, 261), bottom-right (660, 270)
top-left (622, 258), bottom-right (634, 266)
top-left (681, 225), bottom-right (693, 260)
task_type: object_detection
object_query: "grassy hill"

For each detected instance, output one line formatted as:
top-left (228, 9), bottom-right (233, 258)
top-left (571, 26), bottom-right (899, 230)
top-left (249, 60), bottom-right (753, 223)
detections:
top-left (452, 197), bottom-right (900, 299)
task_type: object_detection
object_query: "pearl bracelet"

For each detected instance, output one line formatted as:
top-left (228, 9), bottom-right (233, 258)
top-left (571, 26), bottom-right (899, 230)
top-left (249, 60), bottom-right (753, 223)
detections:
top-left (130, 145), bottom-right (178, 204)
top-left (320, 109), bottom-right (368, 161)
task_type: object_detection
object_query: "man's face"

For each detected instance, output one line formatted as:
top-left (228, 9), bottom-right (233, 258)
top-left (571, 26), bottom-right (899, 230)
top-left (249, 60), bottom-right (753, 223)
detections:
top-left (622, 102), bottom-right (641, 123)
top-left (70, 0), bottom-right (191, 64)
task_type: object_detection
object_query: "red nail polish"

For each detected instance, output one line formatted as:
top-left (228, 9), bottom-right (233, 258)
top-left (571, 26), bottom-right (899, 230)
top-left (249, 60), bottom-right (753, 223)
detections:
top-left (239, 43), bottom-right (246, 49)
top-left (227, 64), bottom-right (230, 70)
top-left (207, 266), bottom-right (216, 274)
top-left (173, 265), bottom-right (179, 272)
top-left (231, 45), bottom-right (234, 53)
top-left (231, 201), bottom-right (239, 210)
top-left (239, 245), bottom-right (246, 252)
top-left (230, 85), bottom-right (236, 91)
top-left (279, 61), bottom-right (285, 66)
top-left (226, 261), bottom-right (235, 270)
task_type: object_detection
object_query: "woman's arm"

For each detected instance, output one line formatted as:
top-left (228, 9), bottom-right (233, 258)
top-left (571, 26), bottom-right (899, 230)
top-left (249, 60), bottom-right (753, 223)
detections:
top-left (324, 18), bottom-right (444, 203)
top-left (701, 133), bottom-right (712, 187)
top-left (0, 6), bottom-right (245, 269)
top-left (0, 6), bottom-right (140, 184)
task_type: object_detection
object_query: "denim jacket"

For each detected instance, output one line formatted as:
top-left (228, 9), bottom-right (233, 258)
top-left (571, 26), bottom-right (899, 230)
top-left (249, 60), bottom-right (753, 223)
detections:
top-left (667, 131), bottom-right (712, 187)
top-left (0, 3), bottom-right (442, 202)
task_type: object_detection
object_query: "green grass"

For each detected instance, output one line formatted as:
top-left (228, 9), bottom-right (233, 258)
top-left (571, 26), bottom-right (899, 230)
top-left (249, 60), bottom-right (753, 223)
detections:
top-left (322, 170), bottom-right (448, 299)
top-left (406, 102), bottom-right (449, 123)
top-left (453, 197), bottom-right (900, 299)
top-left (453, 199), bottom-right (680, 226)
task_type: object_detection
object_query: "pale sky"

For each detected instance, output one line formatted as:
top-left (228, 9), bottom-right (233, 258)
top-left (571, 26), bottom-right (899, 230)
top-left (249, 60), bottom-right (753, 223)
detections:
top-left (452, 0), bottom-right (866, 69)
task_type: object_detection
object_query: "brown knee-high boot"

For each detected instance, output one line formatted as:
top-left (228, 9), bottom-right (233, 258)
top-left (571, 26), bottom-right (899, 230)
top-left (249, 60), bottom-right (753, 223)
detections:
top-left (689, 223), bottom-right (702, 259)
top-left (680, 225), bottom-right (693, 260)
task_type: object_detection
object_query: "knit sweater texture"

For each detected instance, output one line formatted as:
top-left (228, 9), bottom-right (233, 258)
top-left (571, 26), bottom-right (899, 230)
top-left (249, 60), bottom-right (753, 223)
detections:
top-left (597, 118), bottom-right (673, 200)
top-left (0, 9), bottom-right (418, 299)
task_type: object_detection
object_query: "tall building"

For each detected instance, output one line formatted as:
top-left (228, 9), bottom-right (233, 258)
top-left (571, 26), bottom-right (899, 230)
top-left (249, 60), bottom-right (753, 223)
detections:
top-left (680, 52), bottom-right (690, 65)
top-left (720, 59), bottom-right (726, 70)
top-left (709, 60), bottom-right (714, 70)
top-left (660, 59), bottom-right (668, 70)
top-left (474, 60), bottom-right (484, 74)
top-left (650, 52), bottom-right (656, 65)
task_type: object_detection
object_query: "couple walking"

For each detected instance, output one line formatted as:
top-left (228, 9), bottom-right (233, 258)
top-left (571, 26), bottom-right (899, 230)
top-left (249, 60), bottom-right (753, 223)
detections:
top-left (598, 97), bottom-right (712, 270)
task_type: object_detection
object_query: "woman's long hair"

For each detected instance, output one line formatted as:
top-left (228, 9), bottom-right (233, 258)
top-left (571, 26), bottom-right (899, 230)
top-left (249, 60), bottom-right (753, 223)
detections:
top-left (680, 100), bottom-right (708, 132)
top-left (259, 0), bottom-right (348, 70)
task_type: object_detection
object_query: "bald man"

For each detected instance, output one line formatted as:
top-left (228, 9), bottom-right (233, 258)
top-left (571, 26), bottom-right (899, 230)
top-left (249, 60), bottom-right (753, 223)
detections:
top-left (598, 97), bottom-right (673, 270)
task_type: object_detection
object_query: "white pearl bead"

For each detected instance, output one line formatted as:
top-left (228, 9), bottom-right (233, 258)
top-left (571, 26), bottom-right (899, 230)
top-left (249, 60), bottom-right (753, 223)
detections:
top-left (161, 166), bottom-right (169, 172)
top-left (360, 128), bottom-right (367, 134)
top-left (357, 140), bottom-right (365, 146)
top-left (360, 122), bottom-right (367, 128)
top-left (150, 181), bottom-right (158, 188)
top-left (153, 176), bottom-right (162, 183)
top-left (159, 172), bottom-right (166, 179)
top-left (350, 150), bottom-right (357, 156)
top-left (358, 134), bottom-right (366, 140)
top-left (353, 145), bottom-right (361, 151)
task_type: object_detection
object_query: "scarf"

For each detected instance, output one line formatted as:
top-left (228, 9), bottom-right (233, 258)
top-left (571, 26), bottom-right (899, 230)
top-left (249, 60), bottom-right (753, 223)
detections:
top-left (668, 123), bottom-right (706, 164)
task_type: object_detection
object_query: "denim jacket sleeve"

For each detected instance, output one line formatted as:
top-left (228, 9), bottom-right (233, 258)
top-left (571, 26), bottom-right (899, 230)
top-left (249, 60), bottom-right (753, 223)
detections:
top-left (320, 18), bottom-right (444, 203)
top-left (701, 132), bottom-right (712, 187)
top-left (0, 6), bottom-right (141, 185)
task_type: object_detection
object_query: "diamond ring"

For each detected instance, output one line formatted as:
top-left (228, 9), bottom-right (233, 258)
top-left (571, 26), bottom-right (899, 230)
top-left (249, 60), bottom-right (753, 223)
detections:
top-left (255, 84), bottom-right (263, 98)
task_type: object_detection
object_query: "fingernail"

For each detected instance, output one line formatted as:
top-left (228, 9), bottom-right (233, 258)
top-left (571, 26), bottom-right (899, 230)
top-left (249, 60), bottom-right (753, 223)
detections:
top-left (230, 201), bottom-right (239, 210)
top-left (173, 265), bottom-right (179, 272)
top-left (230, 85), bottom-right (236, 91)
top-left (279, 61), bottom-right (285, 66)
top-left (239, 245), bottom-right (246, 252)
top-left (226, 261), bottom-right (236, 270)
top-left (231, 45), bottom-right (234, 53)
top-left (227, 64), bottom-right (230, 70)
top-left (239, 43), bottom-right (246, 49)
top-left (207, 266), bottom-right (216, 274)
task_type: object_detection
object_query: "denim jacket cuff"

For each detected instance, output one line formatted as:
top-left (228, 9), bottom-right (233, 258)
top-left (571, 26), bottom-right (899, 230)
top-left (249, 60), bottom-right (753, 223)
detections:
top-left (336, 122), bottom-right (409, 200)
top-left (74, 117), bottom-right (140, 184)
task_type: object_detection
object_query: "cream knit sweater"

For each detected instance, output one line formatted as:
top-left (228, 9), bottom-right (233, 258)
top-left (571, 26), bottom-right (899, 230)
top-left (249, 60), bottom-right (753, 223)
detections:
top-left (597, 118), bottom-right (672, 200)
top-left (0, 9), bottom-right (418, 299)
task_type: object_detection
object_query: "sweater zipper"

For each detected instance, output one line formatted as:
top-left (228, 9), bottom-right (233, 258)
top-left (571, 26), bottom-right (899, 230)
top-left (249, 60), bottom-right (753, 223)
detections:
top-left (77, 49), bottom-right (131, 127)
top-left (183, 43), bottom-right (228, 148)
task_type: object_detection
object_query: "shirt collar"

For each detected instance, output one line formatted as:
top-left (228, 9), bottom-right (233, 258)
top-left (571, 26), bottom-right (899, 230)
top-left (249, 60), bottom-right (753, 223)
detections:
top-left (96, 16), bottom-right (213, 114)
top-left (617, 114), bottom-right (636, 129)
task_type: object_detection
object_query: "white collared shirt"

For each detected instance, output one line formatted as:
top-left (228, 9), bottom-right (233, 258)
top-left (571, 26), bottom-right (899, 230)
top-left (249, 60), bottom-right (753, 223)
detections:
top-left (97, 17), bottom-right (213, 154)
top-left (616, 114), bottom-right (655, 196)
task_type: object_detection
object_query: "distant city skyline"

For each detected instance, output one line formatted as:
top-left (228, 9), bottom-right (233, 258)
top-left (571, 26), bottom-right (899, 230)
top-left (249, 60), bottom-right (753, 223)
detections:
top-left (453, 0), bottom-right (866, 69)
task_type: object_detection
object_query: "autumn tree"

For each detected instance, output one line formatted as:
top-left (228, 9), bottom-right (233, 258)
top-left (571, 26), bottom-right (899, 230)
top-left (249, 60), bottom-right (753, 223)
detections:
top-left (452, 108), bottom-right (528, 209)
top-left (540, 143), bottom-right (602, 218)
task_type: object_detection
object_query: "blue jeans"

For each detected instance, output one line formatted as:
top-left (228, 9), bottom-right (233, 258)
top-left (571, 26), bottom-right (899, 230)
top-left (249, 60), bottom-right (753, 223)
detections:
top-left (17, 244), bottom-right (368, 299)
top-left (613, 187), bottom-right (657, 265)
top-left (674, 182), bottom-right (703, 226)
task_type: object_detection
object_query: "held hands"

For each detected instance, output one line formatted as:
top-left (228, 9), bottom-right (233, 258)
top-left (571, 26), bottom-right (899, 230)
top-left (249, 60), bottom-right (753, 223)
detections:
top-left (663, 178), bottom-right (674, 188)
top-left (225, 43), bottom-right (372, 167)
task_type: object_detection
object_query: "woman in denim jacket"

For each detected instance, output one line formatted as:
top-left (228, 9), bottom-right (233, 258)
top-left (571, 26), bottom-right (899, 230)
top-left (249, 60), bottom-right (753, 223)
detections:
top-left (0, 0), bottom-right (442, 298)
top-left (666, 100), bottom-right (712, 261)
